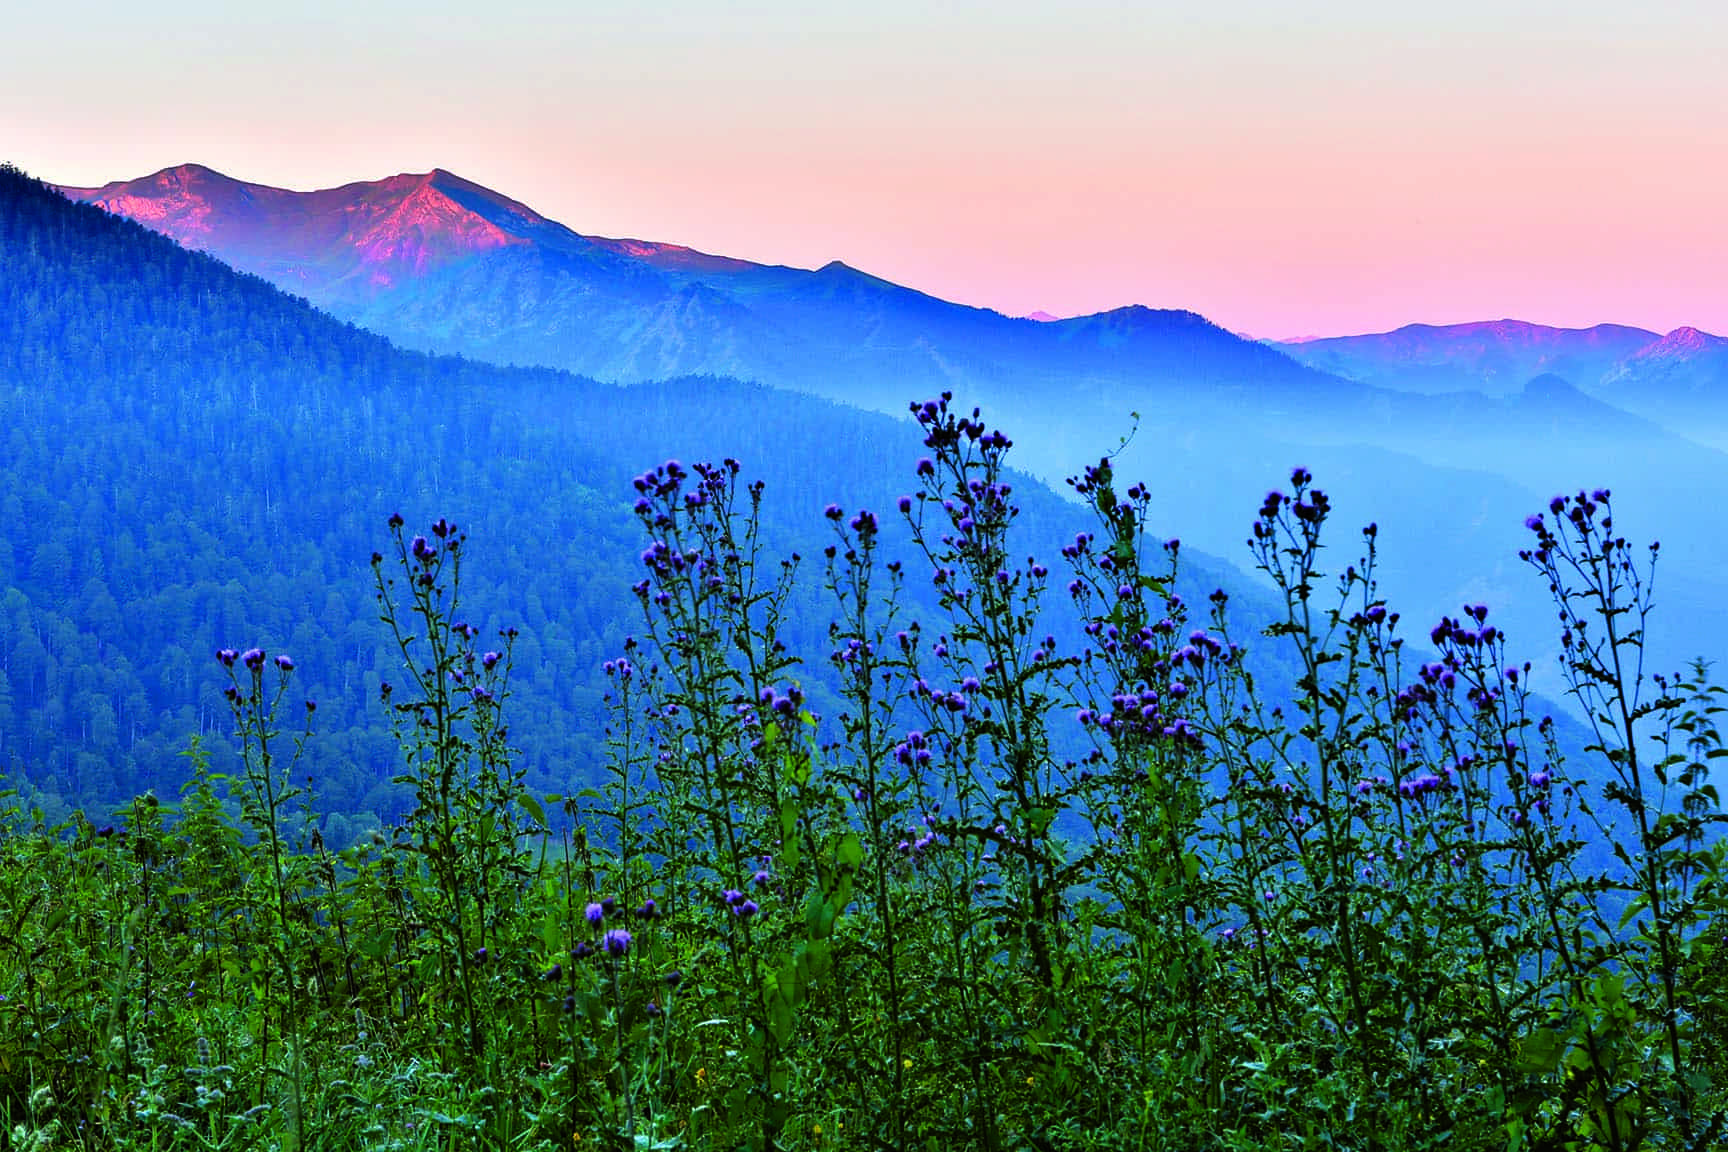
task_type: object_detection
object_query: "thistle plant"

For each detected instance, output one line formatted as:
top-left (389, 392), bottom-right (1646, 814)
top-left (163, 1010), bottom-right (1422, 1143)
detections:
top-left (370, 513), bottom-right (524, 1073)
top-left (215, 642), bottom-right (314, 1150)
top-left (0, 398), bottom-right (1722, 1152)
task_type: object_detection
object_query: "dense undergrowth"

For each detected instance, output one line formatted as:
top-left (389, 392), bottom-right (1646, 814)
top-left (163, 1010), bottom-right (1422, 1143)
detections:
top-left (2, 397), bottom-right (1724, 1151)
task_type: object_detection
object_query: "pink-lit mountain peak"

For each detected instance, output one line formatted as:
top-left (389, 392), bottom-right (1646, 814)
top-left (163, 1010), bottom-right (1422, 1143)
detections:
top-left (59, 164), bottom-right (559, 286)
top-left (58, 162), bottom-right (258, 240)
top-left (340, 171), bottom-right (538, 281)
top-left (1632, 325), bottom-right (1728, 363)
top-left (57, 164), bottom-right (772, 288)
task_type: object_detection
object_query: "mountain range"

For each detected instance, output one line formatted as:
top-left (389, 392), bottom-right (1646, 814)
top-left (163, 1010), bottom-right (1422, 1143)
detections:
top-left (3, 164), bottom-right (1292, 822)
top-left (1278, 320), bottom-right (1728, 447)
top-left (53, 163), bottom-right (1728, 688)
top-left (58, 165), bottom-right (1344, 407)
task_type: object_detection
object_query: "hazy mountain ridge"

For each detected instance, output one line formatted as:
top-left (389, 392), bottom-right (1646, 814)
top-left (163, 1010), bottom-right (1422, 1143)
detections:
top-left (53, 163), bottom-right (1728, 680)
top-left (58, 165), bottom-right (1346, 403)
top-left (1278, 319), bottom-right (1728, 447)
top-left (4, 164), bottom-right (1295, 817)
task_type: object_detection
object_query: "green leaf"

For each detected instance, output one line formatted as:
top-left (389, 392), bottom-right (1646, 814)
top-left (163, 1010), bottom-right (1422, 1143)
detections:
top-left (1514, 1029), bottom-right (1563, 1075)
top-left (806, 892), bottom-right (837, 940)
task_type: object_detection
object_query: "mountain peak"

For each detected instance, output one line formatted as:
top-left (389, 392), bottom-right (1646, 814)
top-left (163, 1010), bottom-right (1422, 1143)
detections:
top-left (1631, 325), bottom-right (1728, 364)
top-left (154, 162), bottom-right (230, 183)
top-left (58, 163), bottom-right (549, 288)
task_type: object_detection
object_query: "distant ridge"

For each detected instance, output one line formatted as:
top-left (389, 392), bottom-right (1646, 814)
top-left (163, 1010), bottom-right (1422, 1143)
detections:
top-left (58, 163), bottom-right (1342, 417)
top-left (37, 159), bottom-right (1728, 703)
top-left (1277, 318), bottom-right (1727, 423)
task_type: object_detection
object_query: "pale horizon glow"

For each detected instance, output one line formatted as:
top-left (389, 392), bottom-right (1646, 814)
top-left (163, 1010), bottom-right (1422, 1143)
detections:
top-left (6, 0), bottom-right (1725, 338)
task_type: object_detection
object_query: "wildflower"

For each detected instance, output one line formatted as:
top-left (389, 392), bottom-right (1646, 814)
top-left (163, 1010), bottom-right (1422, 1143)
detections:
top-left (585, 902), bottom-right (604, 926)
top-left (602, 929), bottom-right (632, 958)
top-left (242, 648), bottom-right (265, 671)
top-left (637, 899), bottom-right (660, 920)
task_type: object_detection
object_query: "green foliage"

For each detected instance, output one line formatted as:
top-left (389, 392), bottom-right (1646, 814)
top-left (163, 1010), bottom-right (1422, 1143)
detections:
top-left (3, 398), bottom-right (1723, 1151)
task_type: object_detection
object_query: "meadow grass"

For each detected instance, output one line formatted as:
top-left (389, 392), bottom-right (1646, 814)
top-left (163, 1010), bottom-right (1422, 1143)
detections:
top-left (2, 397), bottom-right (1723, 1151)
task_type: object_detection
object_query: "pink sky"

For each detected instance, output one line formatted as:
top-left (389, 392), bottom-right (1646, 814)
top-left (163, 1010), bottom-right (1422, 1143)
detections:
top-left (5, 1), bottom-right (1725, 337)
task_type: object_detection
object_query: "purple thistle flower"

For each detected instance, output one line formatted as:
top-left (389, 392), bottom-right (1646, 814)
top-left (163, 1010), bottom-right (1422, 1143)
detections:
top-left (242, 648), bottom-right (265, 671)
top-left (602, 929), bottom-right (632, 958)
top-left (274, 654), bottom-right (294, 671)
top-left (585, 902), bottom-right (604, 926)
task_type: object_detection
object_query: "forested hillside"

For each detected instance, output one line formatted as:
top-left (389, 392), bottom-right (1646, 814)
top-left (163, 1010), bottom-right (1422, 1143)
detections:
top-left (0, 166), bottom-right (1264, 825)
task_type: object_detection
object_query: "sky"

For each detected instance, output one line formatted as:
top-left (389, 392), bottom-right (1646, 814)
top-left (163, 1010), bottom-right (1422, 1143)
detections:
top-left (7, 0), bottom-right (1726, 338)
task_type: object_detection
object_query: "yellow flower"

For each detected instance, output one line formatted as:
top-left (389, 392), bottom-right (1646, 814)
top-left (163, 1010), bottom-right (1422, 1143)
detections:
top-left (902, 1058), bottom-right (913, 1070)
top-left (1026, 1076), bottom-right (1037, 1087)
top-left (813, 1123), bottom-right (823, 1137)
